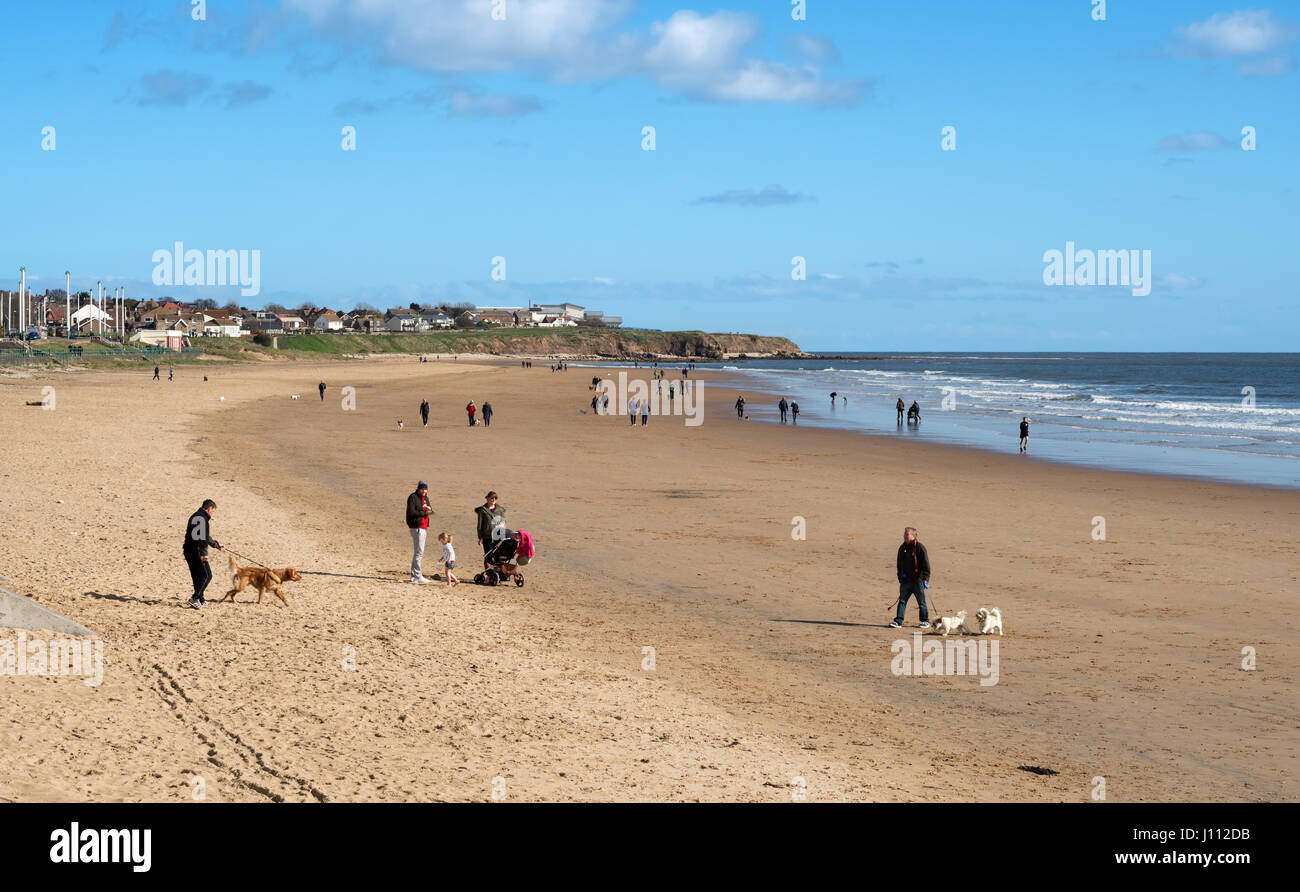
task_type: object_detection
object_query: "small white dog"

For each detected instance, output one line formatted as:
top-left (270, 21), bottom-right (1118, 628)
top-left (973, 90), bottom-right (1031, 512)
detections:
top-left (291, 394), bottom-right (300, 400)
top-left (934, 610), bottom-right (970, 636)
top-left (397, 419), bottom-right (405, 429)
top-left (975, 607), bottom-right (1003, 636)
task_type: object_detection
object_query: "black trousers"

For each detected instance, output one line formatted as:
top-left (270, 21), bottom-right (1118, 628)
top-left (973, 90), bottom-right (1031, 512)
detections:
top-left (185, 552), bottom-right (212, 599)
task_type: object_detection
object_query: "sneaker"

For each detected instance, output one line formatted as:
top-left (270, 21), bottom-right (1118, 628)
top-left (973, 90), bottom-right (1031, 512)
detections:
top-left (187, 596), bottom-right (203, 609)
top-left (918, 622), bottom-right (932, 630)
top-left (888, 620), bottom-right (901, 629)
top-left (413, 576), bottom-right (431, 584)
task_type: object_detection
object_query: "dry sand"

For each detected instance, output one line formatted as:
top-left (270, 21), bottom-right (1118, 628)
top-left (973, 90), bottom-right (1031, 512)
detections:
top-left (0, 356), bottom-right (1296, 802)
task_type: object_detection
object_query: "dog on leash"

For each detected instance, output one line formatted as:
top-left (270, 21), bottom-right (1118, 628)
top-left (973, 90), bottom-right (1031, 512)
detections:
top-left (975, 607), bottom-right (1003, 635)
top-left (934, 610), bottom-right (970, 636)
top-left (219, 554), bottom-right (302, 606)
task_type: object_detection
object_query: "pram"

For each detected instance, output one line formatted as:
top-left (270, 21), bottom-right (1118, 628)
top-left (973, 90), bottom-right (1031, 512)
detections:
top-left (475, 530), bottom-right (534, 587)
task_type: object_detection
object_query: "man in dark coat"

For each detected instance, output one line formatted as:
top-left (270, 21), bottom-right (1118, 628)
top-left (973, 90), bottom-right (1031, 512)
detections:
top-left (183, 499), bottom-right (224, 609)
top-left (889, 526), bottom-right (932, 629)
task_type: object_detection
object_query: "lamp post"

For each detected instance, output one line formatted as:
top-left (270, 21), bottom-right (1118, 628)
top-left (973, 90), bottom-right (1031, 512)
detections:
top-left (19, 267), bottom-right (26, 340)
top-left (65, 271), bottom-right (70, 339)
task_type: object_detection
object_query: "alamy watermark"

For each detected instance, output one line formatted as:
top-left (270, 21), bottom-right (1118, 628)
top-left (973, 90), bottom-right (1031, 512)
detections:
top-left (1, 630), bottom-right (103, 686)
top-left (152, 241), bottom-right (261, 297)
top-left (594, 371), bottom-right (704, 426)
top-left (890, 632), bottom-right (999, 686)
top-left (1042, 241), bottom-right (1151, 297)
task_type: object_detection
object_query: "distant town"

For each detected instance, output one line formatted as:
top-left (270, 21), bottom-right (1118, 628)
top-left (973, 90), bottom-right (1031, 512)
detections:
top-left (0, 288), bottom-right (621, 350)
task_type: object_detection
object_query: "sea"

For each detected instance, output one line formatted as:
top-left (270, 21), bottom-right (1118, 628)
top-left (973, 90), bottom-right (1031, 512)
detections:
top-left (582, 353), bottom-right (1300, 489)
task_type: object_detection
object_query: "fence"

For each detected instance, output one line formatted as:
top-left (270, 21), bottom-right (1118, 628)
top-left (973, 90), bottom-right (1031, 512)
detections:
top-left (0, 341), bottom-right (207, 366)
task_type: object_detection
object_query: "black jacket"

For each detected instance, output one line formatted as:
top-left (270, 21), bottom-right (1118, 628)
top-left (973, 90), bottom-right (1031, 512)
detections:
top-left (183, 508), bottom-right (221, 557)
top-left (406, 491), bottom-right (430, 529)
top-left (897, 540), bottom-right (931, 583)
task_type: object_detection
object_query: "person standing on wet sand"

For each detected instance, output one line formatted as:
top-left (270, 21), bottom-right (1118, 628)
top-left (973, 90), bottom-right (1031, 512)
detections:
top-left (482, 402), bottom-right (494, 427)
top-left (896, 397), bottom-right (905, 424)
top-left (735, 395), bottom-right (745, 418)
top-left (791, 400), bottom-right (800, 424)
top-left (778, 398), bottom-right (788, 424)
top-left (1019, 417), bottom-right (1030, 453)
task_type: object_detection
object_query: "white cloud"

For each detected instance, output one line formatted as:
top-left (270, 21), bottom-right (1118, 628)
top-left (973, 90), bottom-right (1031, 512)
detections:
top-left (279, 0), bottom-right (866, 106)
top-left (1172, 9), bottom-right (1298, 57)
top-left (1163, 9), bottom-right (1299, 78)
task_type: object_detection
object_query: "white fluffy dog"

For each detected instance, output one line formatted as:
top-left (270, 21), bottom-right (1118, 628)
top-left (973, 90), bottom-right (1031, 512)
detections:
top-left (934, 610), bottom-right (970, 636)
top-left (975, 607), bottom-right (1003, 636)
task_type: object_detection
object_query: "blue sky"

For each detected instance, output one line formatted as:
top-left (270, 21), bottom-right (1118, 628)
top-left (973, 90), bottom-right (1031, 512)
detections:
top-left (1, 0), bottom-right (1296, 351)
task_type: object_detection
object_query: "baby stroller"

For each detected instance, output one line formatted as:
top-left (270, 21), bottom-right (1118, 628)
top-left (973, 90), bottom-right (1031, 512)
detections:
top-left (475, 530), bottom-right (534, 588)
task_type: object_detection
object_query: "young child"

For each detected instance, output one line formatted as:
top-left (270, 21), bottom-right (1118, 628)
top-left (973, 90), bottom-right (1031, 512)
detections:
top-left (437, 532), bottom-right (459, 587)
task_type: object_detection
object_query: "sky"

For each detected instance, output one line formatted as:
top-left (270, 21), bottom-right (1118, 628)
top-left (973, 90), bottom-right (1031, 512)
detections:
top-left (1, 0), bottom-right (1296, 351)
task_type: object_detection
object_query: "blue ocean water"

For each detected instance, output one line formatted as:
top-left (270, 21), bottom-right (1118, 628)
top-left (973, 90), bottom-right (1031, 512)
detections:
top-left (586, 354), bottom-right (1300, 489)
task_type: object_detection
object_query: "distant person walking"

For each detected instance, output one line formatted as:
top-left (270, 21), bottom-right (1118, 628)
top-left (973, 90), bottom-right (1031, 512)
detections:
top-left (1019, 417), bottom-right (1030, 453)
top-left (628, 397), bottom-right (639, 426)
top-left (406, 481), bottom-right (433, 583)
top-left (889, 527), bottom-right (932, 630)
top-left (153, 365), bottom-right (160, 381)
top-left (778, 398), bottom-right (788, 424)
top-left (791, 400), bottom-right (800, 424)
top-left (640, 399), bottom-right (649, 426)
top-left (908, 401), bottom-right (920, 424)
top-left (482, 402), bottom-right (494, 427)
top-left (168, 367), bottom-right (173, 381)
top-left (476, 491), bottom-right (507, 554)
top-left (896, 397), bottom-right (905, 424)
top-left (420, 399), bottom-right (430, 428)
top-left (830, 391), bottom-right (837, 408)
top-left (735, 395), bottom-right (745, 418)
top-left (466, 401), bottom-right (477, 426)
top-left (318, 381), bottom-right (326, 401)
top-left (183, 499), bottom-right (225, 609)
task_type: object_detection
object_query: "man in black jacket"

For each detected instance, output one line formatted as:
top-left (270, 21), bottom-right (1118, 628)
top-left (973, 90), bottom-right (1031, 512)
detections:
top-left (406, 482), bottom-right (433, 583)
top-left (890, 526), bottom-right (931, 629)
top-left (183, 499), bottom-right (224, 609)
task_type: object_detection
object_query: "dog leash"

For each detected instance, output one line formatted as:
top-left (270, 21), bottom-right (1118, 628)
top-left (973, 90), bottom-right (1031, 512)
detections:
top-left (223, 548), bottom-right (275, 571)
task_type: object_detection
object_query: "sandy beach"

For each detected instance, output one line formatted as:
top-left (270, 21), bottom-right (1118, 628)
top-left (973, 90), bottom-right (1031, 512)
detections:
top-left (1, 356), bottom-right (1296, 802)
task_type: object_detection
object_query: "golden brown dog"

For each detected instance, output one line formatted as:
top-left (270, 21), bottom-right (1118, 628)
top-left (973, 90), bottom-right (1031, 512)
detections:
top-left (220, 554), bottom-right (302, 605)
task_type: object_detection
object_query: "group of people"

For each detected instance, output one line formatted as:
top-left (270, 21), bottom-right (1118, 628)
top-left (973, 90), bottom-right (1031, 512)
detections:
top-left (405, 486), bottom-right (508, 586)
top-left (405, 399), bottom-right (492, 428)
top-left (895, 397), bottom-right (920, 424)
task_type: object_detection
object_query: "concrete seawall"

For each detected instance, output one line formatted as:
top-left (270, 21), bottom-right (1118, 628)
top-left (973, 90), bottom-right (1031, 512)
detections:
top-left (0, 575), bottom-right (93, 637)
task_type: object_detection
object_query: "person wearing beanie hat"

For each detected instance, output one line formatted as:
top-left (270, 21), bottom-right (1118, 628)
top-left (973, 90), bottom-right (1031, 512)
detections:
top-left (405, 481), bottom-right (433, 583)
